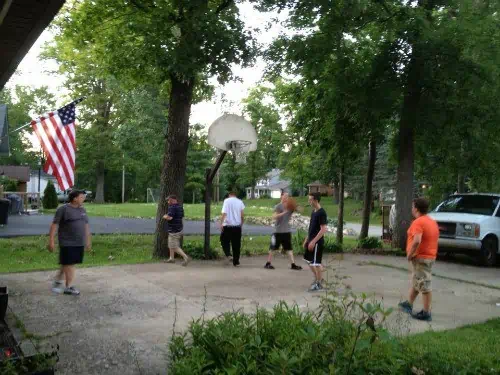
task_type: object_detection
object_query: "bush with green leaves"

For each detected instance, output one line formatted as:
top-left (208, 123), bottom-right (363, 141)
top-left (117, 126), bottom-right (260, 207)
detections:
top-left (182, 240), bottom-right (218, 260)
top-left (42, 180), bottom-right (58, 209)
top-left (169, 274), bottom-right (399, 375)
top-left (0, 177), bottom-right (18, 192)
top-left (323, 236), bottom-right (343, 253)
top-left (357, 237), bottom-right (383, 249)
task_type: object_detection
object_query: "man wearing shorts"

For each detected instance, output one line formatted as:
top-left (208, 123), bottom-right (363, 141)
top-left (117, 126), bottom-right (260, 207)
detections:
top-left (398, 197), bottom-right (439, 321)
top-left (164, 195), bottom-right (190, 266)
top-left (264, 193), bottom-right (302, 270)
top-left (303, 192), bottom-right (328, 292)
top-left (49, 190), bottom-right (91, 296)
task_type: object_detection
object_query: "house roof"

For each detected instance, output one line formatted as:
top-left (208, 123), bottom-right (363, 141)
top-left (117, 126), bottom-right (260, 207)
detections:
top-left (0, 165), bottom-right (30, 182)
top-left (307, 180), bottom-right (328, 187)
top-left (0, 0), bottom-right (66, 90)
top-left (268, 181), bottom-right (290, 191)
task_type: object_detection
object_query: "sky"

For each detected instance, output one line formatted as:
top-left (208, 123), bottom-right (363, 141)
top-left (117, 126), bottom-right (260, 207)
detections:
top-left (6, 2), bottom-right (286, 128)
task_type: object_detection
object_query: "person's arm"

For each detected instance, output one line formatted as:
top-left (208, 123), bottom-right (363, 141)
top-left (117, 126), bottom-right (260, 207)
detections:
top-left (85, 223), bottom-right (92, 251)
top-left (407, 233), bottom-right (423, 260)
top-left (240, 210), bottom-right (244, 226)
top-left (308, 224), bottom-right (328, 250)
top-left (48, 207), bottom-right (63, 252)
top-left (272, 209), bottom-right (288, 220)
top-left (48, 223), bottom-right (58, 252)
top-left (163, 206), bottom-right (174, 221)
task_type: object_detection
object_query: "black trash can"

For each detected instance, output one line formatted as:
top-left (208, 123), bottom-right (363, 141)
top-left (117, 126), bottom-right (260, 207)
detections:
top-left (0, 198), bottom-right (9, 225)
top-left (0, 286), bottom-right (7, 321)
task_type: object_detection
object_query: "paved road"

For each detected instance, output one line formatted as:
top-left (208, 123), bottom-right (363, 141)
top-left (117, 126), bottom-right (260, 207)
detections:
top-left (0, 214), bottom-right (383, 238)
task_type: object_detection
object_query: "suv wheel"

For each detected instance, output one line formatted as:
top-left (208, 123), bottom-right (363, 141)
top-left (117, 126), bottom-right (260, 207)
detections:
top-left (479, 236), bottom-right (498, 267)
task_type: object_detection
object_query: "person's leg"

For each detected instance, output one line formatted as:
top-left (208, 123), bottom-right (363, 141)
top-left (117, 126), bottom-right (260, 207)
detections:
top-left (232, 227), bottom-right (242, 266)
top-left (220, 229), bottom-right (232, 258)
top-left (64, 265), bottom-right (75, 287)
top-left (266, 234), bottom-right (278, 268)
top-left (408, 287), bottom-right (419, 304)
top-left (422, 291), bottom-right (432, 312)
top-left (55, 267), bottom-right (64, 281)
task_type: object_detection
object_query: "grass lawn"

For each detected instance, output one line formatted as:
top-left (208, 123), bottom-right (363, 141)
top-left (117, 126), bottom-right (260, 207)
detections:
top-left (405, 318), bottom-right (500, 373)
top-left (43, 197), bottom-right (383, 224)
top-left (0, 234), bottom-right (359, 274)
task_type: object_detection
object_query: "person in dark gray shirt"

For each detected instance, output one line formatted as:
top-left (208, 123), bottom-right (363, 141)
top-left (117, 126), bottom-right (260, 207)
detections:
top-left (264, 193), bottom-right (302, 271)
top-left (48, 190), bottom-right (91, 296)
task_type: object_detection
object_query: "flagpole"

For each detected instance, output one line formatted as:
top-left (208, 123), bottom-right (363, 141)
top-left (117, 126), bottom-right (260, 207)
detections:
top-left (1, 96), bottom-right (87, 138)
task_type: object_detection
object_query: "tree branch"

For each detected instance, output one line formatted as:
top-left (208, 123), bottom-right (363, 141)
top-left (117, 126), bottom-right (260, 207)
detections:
top-left (216, 0), bottom-right (234, 14)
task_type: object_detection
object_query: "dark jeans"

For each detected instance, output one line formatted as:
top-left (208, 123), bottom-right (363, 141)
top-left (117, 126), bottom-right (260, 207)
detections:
top-left (220, 226), bottom-right (242, 265)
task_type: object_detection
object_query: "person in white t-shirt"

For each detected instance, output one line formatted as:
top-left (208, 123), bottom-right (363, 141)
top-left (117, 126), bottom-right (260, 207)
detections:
top-left (219, 192), bottom-right (245, 267)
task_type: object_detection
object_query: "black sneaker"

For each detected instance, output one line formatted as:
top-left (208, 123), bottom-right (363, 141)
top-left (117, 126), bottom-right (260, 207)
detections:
top-left (64, 286), bottom-right (80, 296)
top-left (291, 263), bottom-right (302, 270)
top-left (413, 310), bottom-right (432, 322)
top-left (398, 301), bottom-right (413, 314)
top-left (264, 263), bottom-right (275, 269)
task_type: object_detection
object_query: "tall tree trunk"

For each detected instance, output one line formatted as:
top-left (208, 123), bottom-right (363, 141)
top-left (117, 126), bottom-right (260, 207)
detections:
top-left (457, 174), bottom-right (465, 193)
top-left (94, 161), bottom-right (105, 204)
top-left (193, 191), bottom-right (195, 204)
top-left (393, 0), bottom-right (436, 250)
top-left (251, 186), bottom-right (255, 199)
top-left (360, 141), bottom-right (377, 239)
top-left (332, 179), bottom-right (340, 205)
top-left (154, 76), bottom-right (195, 258)
top-left (336, 166), bottom-right (345, 244)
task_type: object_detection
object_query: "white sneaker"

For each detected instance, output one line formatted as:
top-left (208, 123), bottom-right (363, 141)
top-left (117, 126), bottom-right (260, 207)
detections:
top-left (51, 281), bottom-right (63, 294)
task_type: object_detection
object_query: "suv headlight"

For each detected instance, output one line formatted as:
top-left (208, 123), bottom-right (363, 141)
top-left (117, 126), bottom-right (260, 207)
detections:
top-left (458, 223), bottom-right (480, 238)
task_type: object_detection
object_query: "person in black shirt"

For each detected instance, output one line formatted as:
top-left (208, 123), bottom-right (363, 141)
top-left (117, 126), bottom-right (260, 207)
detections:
top-left (163, 195), bottom-right (190, 266)
top-left (303, 192), bottom-right (328, 291)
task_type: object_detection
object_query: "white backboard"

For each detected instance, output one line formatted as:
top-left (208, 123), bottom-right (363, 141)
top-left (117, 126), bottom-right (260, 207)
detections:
top-left (207, 114), bottom-right (257, 152)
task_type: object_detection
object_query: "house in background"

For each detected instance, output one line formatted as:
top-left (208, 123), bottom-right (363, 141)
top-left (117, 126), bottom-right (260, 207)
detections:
top-left (0, 165), bottom-right (30, 192)
top-left (307, 181), bottom-right (334, 196)
top-left (246, 169), bottom-right (291, 199)
top-left (27, 170), bottom-right (59, 196)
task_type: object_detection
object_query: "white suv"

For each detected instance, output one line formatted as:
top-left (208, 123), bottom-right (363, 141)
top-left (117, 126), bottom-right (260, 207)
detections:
top-left (429, 193), bottom-right (500, 266)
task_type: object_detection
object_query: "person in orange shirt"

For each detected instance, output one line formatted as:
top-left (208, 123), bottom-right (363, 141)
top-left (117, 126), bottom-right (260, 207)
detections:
top-left (398, 197), bottom-right (439, 321)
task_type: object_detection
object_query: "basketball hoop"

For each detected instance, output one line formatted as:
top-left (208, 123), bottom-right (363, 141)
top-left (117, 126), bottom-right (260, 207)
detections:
top-left (227, 140), bottom-right (251, 164)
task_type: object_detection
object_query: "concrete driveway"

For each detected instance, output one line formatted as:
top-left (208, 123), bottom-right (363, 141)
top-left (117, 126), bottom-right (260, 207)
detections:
top-left (2, 254), bottom-right (499, 375)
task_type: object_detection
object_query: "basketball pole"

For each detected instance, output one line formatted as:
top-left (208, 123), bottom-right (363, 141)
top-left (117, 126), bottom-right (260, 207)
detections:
top-left (204, 150), bottom-right (227, 258)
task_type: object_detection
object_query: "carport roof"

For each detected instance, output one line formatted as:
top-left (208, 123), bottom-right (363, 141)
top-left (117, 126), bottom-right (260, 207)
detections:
top-left (0, 0), bottom-right (66, 90)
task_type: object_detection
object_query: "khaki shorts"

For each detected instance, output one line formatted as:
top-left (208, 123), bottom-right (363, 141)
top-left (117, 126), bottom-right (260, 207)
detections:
top-left (411, 258), bottom-right (434, 293)
top-left (168, 232), bottom-right (183, 249)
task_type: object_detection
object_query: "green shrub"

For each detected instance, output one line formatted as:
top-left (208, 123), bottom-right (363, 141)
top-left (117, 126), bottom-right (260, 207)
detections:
top-left (182, 240), bottom-right (218, 260)
top-left (42, 181), bottom-right (58, 209)
top-left (169, 278), bottom-right (399, 375)
top-left (357, 236), bottom-right (383, 249)
top-left (324, 236), bottom-right (343, 253)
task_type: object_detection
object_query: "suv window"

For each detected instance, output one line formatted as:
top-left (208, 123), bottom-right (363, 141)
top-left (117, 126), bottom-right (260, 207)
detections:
top-left (435, 195), bottom-right (499, 216)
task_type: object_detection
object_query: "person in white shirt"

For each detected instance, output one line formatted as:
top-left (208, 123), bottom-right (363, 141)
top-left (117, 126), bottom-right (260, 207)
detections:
top-left (219, 191), bottom-right (245, 267)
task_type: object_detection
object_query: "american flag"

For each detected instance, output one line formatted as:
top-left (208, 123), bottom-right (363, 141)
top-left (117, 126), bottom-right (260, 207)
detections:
top-left (31, 98), bottom-right (84, 191)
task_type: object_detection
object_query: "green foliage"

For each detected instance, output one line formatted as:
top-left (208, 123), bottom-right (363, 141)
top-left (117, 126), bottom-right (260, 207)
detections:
top-left (0, 177), bottom-right (18, 192)
top-left (323, 236), bottom-right (343, 254)
top-left (169, 275), bottom-right (397, 374)
top-left (0, 86), bottom-right (56, 167)
top-left (182, 240), bottom-right (218, 260)
top-left (357, 237), bottom-right (384, 250)
top-left (42, 181), bottom-right (58, 209)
